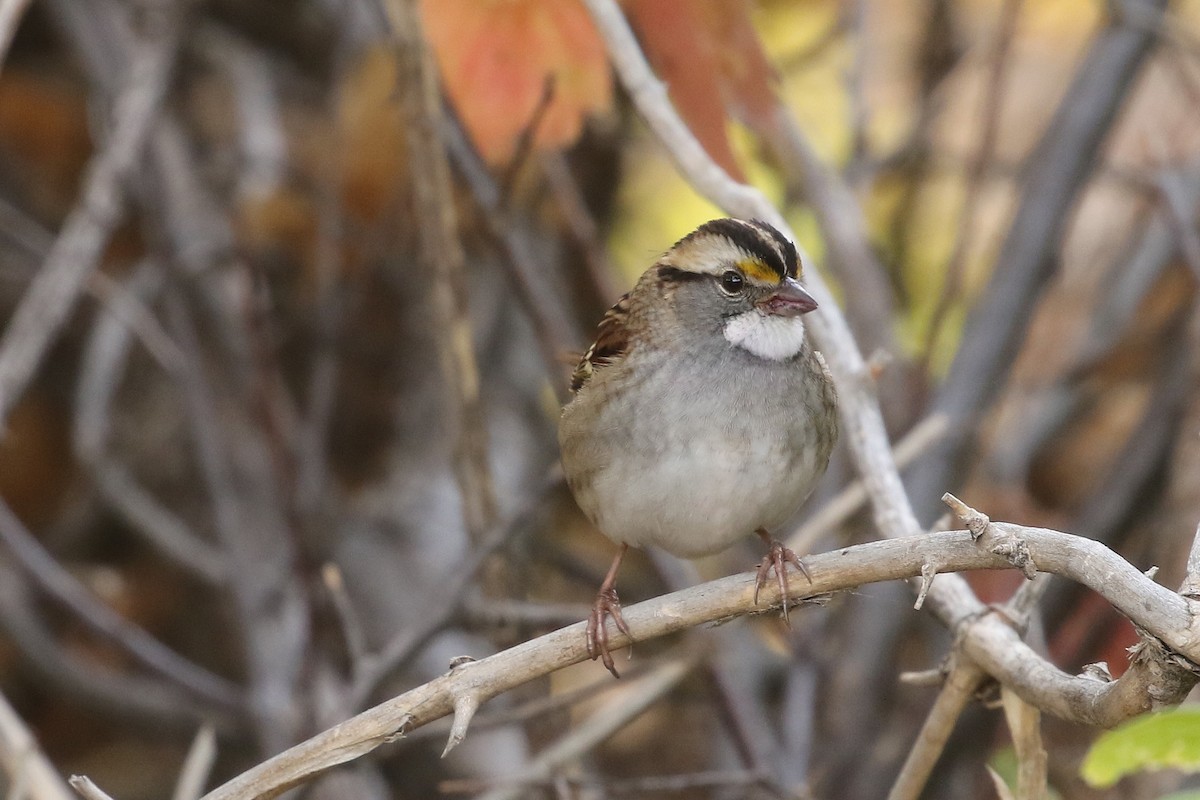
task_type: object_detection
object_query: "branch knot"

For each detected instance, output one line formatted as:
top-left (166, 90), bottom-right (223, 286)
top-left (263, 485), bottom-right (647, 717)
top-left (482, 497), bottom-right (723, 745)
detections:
top-left (943, 494), bottom-right (1038, 579)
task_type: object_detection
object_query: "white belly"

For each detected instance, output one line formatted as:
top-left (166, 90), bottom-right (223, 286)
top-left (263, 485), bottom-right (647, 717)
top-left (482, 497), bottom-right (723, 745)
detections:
top-left (559, 339), bottom-right (837, 560)
top-left (583, 432), bottom-right (822, 558)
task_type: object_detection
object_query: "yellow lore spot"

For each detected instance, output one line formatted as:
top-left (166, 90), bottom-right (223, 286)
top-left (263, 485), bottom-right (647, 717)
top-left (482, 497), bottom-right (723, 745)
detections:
top-left (736, 259), bottom-right (780, 285)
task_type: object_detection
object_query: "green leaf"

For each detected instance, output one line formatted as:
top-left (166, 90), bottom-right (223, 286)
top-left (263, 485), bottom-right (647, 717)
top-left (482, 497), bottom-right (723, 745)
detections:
top-left (990, 746), bottom-right (1063, 800)
top-left (1082, 708), bottom-right (1200, 788)
top-left (1157, 791), bottom-right (1200, 800)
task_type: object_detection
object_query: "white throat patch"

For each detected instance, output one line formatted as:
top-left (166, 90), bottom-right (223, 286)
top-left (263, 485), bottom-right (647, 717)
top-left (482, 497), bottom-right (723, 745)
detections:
top-left (723, 310), bottom-right (807, 361)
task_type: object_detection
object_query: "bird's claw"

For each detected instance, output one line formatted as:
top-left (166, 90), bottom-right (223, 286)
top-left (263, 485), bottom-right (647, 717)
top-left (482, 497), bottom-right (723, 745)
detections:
top-left (586, 587), bottom-right (631, 678)
top-left (754, 540), bottom-right (811, 624)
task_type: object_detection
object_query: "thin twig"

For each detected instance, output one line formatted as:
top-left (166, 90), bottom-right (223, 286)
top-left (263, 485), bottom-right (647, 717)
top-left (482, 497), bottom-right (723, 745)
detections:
top-left (921, 0), bottom-right (1022, 370)
top-left (348, 472), bottom-right (561, 707)
top-left (444, 117), bottom-right (581, 398)
top-left (0, 688), bottom-right (75, 800)
top-left (0, 497), bottom-right (242, 710)
top-left (0, 564), bottom-right (228, 731)
top-left (0, 8), bottom-right (179, 430)
top-left (91, 460), bottom-right (228, 585)
top-left (404, 659), bottom-right (655, 745)
top-left (1001, 687), bottom-right (1048, 800)
top-left (497, 76), bottom-right (556, 205)
top-left (1005, 573), bottom-right (1052, 627)
top-left (72, 264), bottom-right (226, 584)
top-left (1179, 522), bottom-right (1200, 598)
top-left (764, 110), bottom-right (896, 357)
top-left (462, 597), bottom-right (593, 630)
top-left (476, 656), bottom-right (698, 800)
top-left (887, 656), bottom-right (988, 800)
top-left (293, 100), bottom-right (346, 510)
top-left (0, 205), bottom-right (184, 375)
top-left (164, 289), bottom-right (310, 754)
top-left (1158, 166), bottom-right (1200, 282)
top-left (539, 152), bottom-right (623, 303)
top-left (0, 0), bottom-right (33, 71)
top-left (322, 563), bottom-right (371, 678)
top-left (787, 413), bottom-right (949, 554)
top-left (68, 776), bottom-right (115, 800)
top-left (907, 0), bottom-right (1169, 523)
top-left (172, 726), bottom-right (218, 800)
top-left (844, 0), bottom-right (870, 170)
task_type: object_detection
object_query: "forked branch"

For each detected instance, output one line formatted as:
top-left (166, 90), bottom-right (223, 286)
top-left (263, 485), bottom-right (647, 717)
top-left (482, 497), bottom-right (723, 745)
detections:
top-left (197, 526), bottom-right (1200, 800)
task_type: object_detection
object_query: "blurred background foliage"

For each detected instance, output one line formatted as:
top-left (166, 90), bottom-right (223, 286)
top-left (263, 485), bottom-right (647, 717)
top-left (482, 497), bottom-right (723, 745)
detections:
top-left (0, 0), bottom-right (1199, 798)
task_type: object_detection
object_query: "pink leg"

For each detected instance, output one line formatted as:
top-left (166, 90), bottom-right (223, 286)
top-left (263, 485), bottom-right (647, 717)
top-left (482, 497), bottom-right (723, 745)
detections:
top-left (753, 528), bottom-right (812, 623)
top-left (586, 543), bottom-right (632, 678)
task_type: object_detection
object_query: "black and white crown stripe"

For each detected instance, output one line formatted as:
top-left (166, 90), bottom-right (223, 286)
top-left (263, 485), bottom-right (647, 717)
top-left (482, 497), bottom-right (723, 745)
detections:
top-left (673, 218), bottom-right (799, 280)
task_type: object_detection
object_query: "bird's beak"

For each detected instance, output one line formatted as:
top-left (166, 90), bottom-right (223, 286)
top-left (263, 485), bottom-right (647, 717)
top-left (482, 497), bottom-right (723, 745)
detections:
top-left (757, 277), bottom-right (818, 318)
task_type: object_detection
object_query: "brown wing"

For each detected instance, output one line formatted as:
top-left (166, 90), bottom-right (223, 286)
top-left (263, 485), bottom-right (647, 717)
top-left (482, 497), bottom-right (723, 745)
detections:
top-left (570, 292), bottom-right (634, 394)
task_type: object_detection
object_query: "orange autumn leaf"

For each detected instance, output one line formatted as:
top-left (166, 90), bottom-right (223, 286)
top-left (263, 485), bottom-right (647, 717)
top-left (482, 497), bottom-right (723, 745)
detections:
top-left (422, 0), bottom-right (612, 165)
top-left (625, 0), bottom-right (780, 181)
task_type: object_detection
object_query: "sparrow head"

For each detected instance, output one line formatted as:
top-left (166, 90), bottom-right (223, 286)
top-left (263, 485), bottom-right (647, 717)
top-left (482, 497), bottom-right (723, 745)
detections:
top-left (650, 218), bottom-right (817, 361)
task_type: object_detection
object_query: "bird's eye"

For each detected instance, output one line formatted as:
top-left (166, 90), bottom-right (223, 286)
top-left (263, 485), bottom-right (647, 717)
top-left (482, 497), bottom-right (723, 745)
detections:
top-left (720, 270), bottom-right (744, 294)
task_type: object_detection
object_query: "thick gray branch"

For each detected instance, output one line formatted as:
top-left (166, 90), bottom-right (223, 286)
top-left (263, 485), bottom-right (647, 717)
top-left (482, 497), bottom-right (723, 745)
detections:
top-left (200, 528), bottom-right (1200, 800)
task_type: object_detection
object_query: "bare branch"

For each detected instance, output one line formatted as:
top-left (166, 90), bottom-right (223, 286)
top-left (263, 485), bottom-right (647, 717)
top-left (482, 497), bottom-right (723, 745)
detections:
top-left (201, 527), bottom-right (1200, 800)
top-left (441, 769), bottom-right (769, 797)
top-left (888, 657), bottom-right (988, 800)
top-left (1181, 522), bottom-right (1200, 598)
top-left (960, 617), bottom-right (1196, 728)
top-left (163, 289), bottom-right (310, 754)
top-left (0, 689), bottom-right (74, 800)
top-left (921, 0), bottom-right (1022, 369)
top-left (321, 564), bottom-right (370, 678)
top-left (0, 9), bottom-right (179, 429)
top-left (908, 0), bottom-right (1169, 523)
top-left (0, 0), bottom-right (32, 72)
top-left (462, 598), bottom-right (592, 630)
top-left (787, 413), bottom-right (950, 555)
top-left (385, 0), bottom-right (497, 544)
top-left (0, 498), bottom-right (242, 710)
top-left (91, 461), bottom-right (228, 585)
top-left (172, 726), bottom-right (217, 800)
top-left (348, 472), bottom-right (559, 707)
top-left (68, 776), bottom-right (115, 800)
top-left (539, 153), bottom-right (623, 303)
top-left (1001, 687), bottom-right (1048, 800)
top-left (0, 564), bottom-right (229, 731)
top-left (475, 656), bottom-right (697, 800)
top-left (762, 108), bottom-right (895, 356)
top-left (71, 266), bottom-right (226, 585)
top-left (444, 117), bottom-right (582, 398)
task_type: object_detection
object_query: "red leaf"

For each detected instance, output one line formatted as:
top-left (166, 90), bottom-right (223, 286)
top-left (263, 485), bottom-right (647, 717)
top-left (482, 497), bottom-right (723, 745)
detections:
top-left (625, 0), bottom-right (780, 182)
top-left (422, 0), bottom-right (612, 164)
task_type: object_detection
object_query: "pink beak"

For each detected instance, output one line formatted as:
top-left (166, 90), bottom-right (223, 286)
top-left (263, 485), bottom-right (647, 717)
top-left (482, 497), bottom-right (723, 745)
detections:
top-left (757, 277), bottom-right (818, 318)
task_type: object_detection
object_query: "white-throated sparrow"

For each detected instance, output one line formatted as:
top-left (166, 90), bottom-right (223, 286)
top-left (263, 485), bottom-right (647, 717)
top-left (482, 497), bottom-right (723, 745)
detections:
top-left (559, 218), bottom-right (838, 676)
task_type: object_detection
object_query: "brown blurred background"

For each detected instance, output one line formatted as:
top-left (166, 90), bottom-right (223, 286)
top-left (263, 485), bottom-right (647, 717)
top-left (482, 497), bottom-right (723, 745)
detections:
top-left (0, 0), bottom-right (1198, 797)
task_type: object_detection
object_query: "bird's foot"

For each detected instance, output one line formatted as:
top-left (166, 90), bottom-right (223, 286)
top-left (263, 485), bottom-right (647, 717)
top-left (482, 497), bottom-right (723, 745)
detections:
top-left (586, 586), bottom-right (631, 678)
top-left (754, 534), bottom-right (812, 624)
